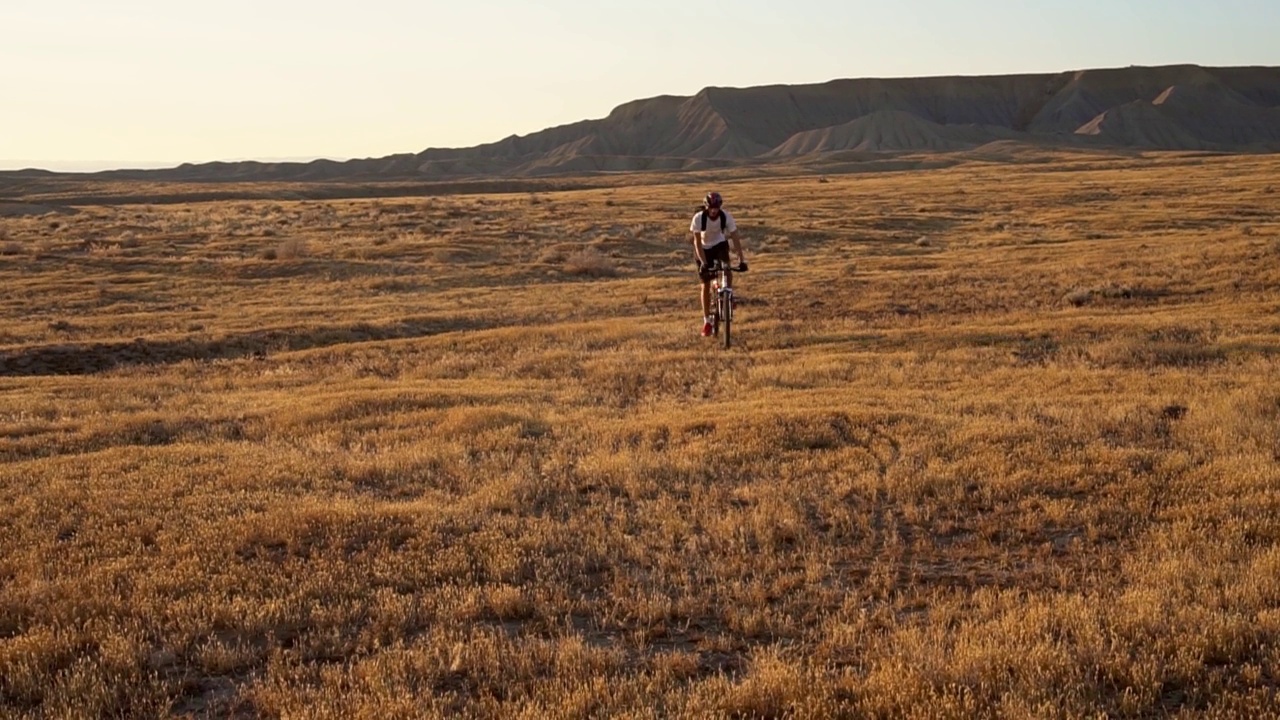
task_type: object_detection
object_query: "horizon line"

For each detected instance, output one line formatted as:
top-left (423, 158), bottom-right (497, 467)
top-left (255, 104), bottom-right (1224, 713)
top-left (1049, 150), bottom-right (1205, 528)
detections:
top-left (0, 157), bottom-right (353, 174)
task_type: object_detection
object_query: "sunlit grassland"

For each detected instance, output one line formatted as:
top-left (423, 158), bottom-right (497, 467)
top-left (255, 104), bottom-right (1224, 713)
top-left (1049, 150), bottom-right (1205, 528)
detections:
top-left (2, 154), bottom-right (1279, 718)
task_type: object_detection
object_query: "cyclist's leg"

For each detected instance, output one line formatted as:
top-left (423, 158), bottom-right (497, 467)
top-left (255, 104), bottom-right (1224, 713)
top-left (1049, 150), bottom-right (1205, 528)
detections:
top-left (698, 254), bottom-right (715, 318)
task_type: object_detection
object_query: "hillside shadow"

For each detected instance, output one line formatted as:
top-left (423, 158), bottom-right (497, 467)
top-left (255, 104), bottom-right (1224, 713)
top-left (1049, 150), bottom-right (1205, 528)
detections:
top-left (0, 317), bottom-right (492, 377)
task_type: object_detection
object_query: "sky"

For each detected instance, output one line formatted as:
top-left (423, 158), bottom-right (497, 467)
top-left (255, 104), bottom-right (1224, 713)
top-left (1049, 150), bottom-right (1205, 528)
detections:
top-left (2, 0), bottom-right (1277, 171)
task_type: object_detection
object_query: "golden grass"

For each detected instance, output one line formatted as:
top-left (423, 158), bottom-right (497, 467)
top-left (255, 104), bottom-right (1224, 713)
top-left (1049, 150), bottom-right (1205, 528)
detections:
top-left (2, 153), bottom-right (1280, 718)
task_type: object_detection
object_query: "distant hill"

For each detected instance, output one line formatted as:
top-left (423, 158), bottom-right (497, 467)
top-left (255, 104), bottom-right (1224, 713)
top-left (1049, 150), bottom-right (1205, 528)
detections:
top-left (8, 64), bottom-right (1280, 183)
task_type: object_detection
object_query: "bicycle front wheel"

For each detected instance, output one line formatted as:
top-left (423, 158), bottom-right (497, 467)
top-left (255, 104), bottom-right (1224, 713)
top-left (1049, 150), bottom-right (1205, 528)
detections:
top-left (720, 292), bottom-right (732, 349)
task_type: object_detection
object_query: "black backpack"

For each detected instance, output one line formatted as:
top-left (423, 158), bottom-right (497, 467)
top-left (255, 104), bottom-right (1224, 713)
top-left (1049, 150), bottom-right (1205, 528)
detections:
top-left (699, 208), bottom-right (728, 232)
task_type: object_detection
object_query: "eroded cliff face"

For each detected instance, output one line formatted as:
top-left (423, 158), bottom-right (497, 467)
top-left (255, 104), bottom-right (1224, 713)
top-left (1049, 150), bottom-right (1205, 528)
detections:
top-left (31, 64), bottom-right (1280, 182)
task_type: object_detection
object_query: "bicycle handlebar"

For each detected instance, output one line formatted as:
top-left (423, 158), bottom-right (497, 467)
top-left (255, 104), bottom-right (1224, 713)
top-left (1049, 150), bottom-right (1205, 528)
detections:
top-left (704, 260), bottom-right (749, 273)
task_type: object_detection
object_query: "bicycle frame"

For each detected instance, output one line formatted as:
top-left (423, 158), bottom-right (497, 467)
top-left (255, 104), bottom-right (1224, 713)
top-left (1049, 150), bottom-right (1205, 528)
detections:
top-left (706, 260), bottom-right (746, 348)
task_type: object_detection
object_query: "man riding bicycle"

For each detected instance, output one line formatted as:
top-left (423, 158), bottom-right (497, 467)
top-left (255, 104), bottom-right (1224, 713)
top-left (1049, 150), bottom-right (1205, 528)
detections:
top-left (690, 191), bottom-right (746, 337)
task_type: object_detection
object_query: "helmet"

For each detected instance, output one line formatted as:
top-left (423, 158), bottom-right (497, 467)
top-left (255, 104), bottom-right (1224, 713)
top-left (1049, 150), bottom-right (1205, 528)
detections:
top-left (704, 191), bottom-right (723, 209)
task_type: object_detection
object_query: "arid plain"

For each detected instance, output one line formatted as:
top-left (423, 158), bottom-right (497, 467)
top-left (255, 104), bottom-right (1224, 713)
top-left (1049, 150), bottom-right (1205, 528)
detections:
top-left (2, 153), bottom-right (1279, 718)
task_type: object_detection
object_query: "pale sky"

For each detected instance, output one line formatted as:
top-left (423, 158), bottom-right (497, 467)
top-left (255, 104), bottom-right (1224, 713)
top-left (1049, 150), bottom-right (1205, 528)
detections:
top-left (2, 0), bottom-right (1276, 171)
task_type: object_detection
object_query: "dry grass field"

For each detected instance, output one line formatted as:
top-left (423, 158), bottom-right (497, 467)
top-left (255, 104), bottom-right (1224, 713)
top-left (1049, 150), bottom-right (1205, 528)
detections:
top-left (2, 153), bottom-right (1279, 718)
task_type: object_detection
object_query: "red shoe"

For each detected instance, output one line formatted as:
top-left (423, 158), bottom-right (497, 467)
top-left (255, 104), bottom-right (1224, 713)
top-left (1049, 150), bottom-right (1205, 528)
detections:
top-left (701, 321), bottom-right (713, 337)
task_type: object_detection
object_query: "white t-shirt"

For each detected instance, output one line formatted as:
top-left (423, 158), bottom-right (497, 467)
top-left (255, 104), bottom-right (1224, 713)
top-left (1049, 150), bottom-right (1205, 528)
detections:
top-left (689, 209), bottom-right (736, 249)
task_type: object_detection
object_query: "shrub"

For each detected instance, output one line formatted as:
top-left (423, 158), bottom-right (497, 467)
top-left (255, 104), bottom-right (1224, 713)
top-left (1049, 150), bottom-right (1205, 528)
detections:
top-left (1065, 289), bottom-right (1093, 307)
top-left (536, 248), bottom-right (566, 265)
top-left (563, 247), bottom-right (617, 277)
top-left (275, 238), bottom-right (307, 260)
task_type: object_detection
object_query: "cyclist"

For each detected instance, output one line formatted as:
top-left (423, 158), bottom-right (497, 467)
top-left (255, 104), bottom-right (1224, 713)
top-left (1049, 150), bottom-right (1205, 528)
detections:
top-left (690, 191), bottom-right (746, 337)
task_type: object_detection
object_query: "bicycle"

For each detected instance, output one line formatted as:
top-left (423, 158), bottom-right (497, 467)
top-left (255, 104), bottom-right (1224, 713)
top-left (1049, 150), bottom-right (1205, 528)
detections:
top-left (706, 259), bottom-right (748, 349)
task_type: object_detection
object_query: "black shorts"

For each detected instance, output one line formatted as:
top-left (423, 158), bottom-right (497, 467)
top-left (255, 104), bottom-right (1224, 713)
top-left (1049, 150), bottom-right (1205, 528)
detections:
top-left (698, 243), bottom-right (731, 282)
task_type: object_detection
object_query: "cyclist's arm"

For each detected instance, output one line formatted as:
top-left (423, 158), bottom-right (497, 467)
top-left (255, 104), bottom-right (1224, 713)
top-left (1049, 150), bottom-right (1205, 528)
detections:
top-left (728, 229), bottom-right (745, 263)
top-left (691, 233), bottom-right (707, 266)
